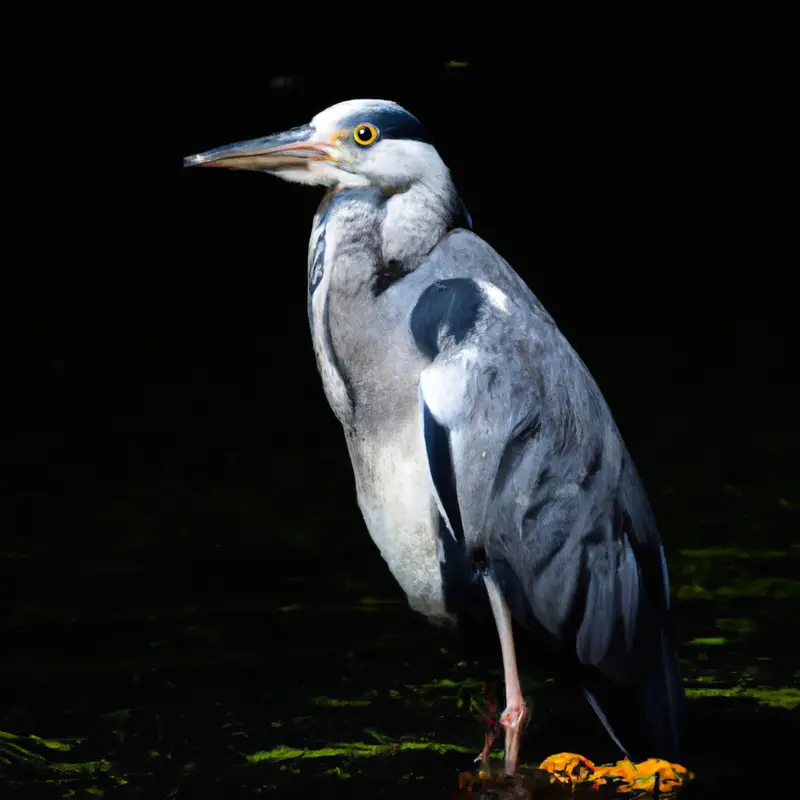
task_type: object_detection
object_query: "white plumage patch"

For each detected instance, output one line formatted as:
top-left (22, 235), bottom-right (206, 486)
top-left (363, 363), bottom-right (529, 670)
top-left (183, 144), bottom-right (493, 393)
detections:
top-left (350, 426), bottom-right (453, 624)
top-left (478, 280), bottom-right (510, 312)
top-left (418, 348), bottom-right (479, 428)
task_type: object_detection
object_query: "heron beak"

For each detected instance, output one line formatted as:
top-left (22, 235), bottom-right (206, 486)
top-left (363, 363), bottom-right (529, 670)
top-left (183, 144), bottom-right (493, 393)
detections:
top-left (183, 124), bottom-right (335, 171)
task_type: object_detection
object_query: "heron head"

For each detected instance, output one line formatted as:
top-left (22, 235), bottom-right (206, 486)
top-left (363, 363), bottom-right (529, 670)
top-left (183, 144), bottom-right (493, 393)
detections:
top-left (183, 99), bottom-right (447, 191)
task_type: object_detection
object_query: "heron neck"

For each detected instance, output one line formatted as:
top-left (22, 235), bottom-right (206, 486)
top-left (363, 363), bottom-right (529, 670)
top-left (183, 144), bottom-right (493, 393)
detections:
top-left (308, 180), bottom-right (466, 305)
top-left (382, 180), bottom-right (465, 270)
top-left (305, 179), bottom-right (468, 426)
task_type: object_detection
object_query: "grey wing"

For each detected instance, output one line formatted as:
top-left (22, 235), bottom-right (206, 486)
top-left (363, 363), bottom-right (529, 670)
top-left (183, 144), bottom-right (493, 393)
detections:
top-left (412, 261), bottom-right (669, 684)
top-left (412, 232), bottom-right (682, 759)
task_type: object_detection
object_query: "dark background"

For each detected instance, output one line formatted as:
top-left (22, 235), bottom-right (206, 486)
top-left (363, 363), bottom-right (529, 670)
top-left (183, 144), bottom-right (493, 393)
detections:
top-left (5, 3), bottom-right (797, 798)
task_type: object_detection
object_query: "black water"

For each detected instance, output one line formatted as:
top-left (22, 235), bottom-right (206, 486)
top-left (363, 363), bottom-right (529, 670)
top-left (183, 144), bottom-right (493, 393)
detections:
top-left (6, 7), bottom-right (796, 798)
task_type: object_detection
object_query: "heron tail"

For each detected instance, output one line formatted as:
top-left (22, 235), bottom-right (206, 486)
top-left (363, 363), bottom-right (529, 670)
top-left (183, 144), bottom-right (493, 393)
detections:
top-left (583, 627), bottom-right (686, 766)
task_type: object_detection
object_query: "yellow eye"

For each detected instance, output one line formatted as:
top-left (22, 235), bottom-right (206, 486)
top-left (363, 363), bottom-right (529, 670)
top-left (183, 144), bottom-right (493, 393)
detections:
top-left (353, 123), bottom-right (379, 146)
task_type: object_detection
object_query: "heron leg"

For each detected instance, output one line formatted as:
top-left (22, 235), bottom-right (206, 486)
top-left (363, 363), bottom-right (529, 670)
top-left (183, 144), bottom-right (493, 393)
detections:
top-left (483, 573), bottom-right (529, 775)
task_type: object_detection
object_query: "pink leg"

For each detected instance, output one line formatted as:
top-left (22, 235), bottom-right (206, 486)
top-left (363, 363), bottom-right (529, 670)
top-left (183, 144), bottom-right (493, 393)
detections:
top-left (483, 574), bottom-right (529, 775)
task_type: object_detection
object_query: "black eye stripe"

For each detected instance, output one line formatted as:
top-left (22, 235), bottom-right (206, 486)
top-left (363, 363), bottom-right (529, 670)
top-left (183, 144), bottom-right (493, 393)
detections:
top-left (338, 108), bottom-right (432, 145)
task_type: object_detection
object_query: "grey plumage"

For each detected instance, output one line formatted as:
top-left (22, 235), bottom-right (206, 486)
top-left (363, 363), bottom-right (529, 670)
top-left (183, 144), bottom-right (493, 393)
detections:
top-left (184, 98), bottom-right (685, 771)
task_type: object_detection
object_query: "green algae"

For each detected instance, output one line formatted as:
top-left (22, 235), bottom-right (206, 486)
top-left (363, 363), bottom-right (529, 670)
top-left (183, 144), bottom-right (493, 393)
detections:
top-left (0, 729), bottom-right (121, 788)
top-left (715, 577), bottom-right (800, 599)
top-left (311, 696), bottom-right (372, 708)
top-left (0, 731), bottom-right (84, 761)
top-left (689, 675), bottom-right (719, 684)
top-left (677, 576), bottom-right (800, 601)
top-left (686, 686), bottom-right (800, 709)
top-left (322, 765), bottom-right (354, 779)
top-left (678, 546), bottom-right (792, 560)
top-left (29, 736), bottom-right (85, 752)
top-left (416, 678), bottom-right (484, 690)
top-left (246, 738), bottom-right (474, 764)
top-left (358, 596), bottom-right (405, 606)
top-left (715, 617), bottom-right (756, 635)
top-left (0, 737), bottom-right (49, 765)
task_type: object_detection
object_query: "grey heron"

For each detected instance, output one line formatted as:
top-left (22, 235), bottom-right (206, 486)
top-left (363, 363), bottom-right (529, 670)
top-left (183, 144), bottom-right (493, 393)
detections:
top-left (184, 99), bottom-right (685, 775)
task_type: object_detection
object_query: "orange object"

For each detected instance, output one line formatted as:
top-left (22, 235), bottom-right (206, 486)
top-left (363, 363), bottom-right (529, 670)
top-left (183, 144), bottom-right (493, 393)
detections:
top-left (594, 758), bottom-right (692, 794)
top-left (538, 752), bottom-right (596, 784)
top-left (539, 752), bottom-right (693, 794)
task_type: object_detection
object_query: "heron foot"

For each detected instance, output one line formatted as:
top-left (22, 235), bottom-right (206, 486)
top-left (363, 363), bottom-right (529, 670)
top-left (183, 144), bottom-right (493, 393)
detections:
top-left (500, 700), bottom-right (530, 775)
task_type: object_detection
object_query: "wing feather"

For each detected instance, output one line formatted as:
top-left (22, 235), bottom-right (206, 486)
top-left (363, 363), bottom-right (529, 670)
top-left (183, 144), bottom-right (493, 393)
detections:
top-left (413, 231), bottom-right (683, 760)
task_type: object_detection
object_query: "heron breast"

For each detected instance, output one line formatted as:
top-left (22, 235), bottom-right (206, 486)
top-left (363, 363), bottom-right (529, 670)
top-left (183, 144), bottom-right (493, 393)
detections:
top-left (345, 426), bottom-right (454, 624)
